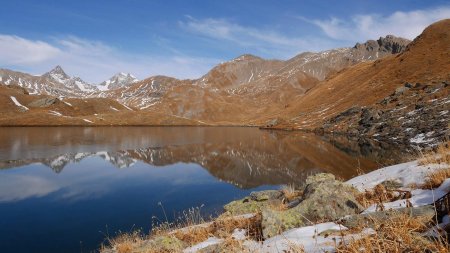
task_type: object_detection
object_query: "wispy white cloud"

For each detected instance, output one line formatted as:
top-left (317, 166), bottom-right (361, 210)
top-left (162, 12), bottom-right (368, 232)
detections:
top-left (0, 34), bottom-right (219, 83)
top-left (179, 16), bottom-right (335, 58)
top-left (302, 6), bottom-right (450, 42)
top-left (0, 35), bottom-right (61, 64)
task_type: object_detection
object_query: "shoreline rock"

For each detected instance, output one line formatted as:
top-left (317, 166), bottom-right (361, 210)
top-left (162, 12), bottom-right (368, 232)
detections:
top-left (223, 173), bottom-right (363, 238)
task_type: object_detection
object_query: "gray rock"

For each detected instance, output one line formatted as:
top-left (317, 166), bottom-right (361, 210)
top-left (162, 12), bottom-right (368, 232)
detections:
top-left (28, 97), bottom-right (59, 108)
top-left (267, 118), bottom-right (277, 126)
top-left (394, 86), bottom-right (409, 95)
top-left (250, 190), bottom-right (283, 201)
top-left (261, 173), bottom-right (363, 237)
top-left (359, 108), bottom-right (382, 126)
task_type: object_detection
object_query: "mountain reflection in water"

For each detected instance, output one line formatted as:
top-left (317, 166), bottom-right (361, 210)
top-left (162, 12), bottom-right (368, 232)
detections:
top-left (0, 127), bottom-right (405, 189)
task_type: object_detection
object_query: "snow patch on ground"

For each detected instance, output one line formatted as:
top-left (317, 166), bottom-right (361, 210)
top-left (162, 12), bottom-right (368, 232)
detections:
top-left (48, 110), bottom-right (62, 116)
top-left (410, 132), bottom-right (436, 144)
top-left (82, 119), bottom-right (93, 123)
top-left (120, 103), bottom-right (133, 111)
top-left (346, 161), bottom-right (447, 192)
top-left (247, 222), bottom-right (374, 253)
top-left (10, 96), bottom-right (29, 111)
top-left (110, 106), bottom-right (119, 111)
top-left (183, 237), bottom-right (223, 253)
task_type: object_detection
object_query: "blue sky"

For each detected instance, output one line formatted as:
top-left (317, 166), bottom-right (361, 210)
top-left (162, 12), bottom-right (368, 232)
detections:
top-left (0, 0), bottom-right (449, 83)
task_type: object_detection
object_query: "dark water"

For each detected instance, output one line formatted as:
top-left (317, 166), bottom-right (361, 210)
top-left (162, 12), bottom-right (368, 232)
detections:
top-left (0, 127), bottom-right (404, 253)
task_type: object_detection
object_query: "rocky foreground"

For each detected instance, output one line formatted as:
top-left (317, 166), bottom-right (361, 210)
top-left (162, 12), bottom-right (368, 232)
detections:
top-left (102, 145), bottom-right (450, 252)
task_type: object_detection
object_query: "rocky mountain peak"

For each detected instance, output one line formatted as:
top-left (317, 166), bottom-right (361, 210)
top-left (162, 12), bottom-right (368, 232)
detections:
top-left (97, 72), bottom-right (138, 91)
top-left (44, 65), bottom-right (70, 81)
top-left (376, 35), bottom-right (411, 53)
top-left (232, 54), bottom-right (263, 62)
top-left (353, 35), bottom-right (411, 54)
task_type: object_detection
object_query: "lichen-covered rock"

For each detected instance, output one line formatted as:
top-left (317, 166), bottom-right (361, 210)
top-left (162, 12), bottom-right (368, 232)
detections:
top-left (261, 173), bottom-right (363, 237)
top-left (305, 173), bottom-right (335, 185)
top-left (261, 208), bottom-right (306, 237)
top-left (223, 197), bottom-right (270, 215)
top-left (137, 235), bottom-right (186, 253)
top-left (223, 173), bottom-right (363, 238)
top-left (297, 173), bottom-right (363, 221)
top-left (250, 190), bottom-right (283, 201)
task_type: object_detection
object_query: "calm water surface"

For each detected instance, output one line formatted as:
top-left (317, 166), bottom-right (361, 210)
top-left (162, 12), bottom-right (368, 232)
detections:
top-left (0, 127), bottom-right (404, 253)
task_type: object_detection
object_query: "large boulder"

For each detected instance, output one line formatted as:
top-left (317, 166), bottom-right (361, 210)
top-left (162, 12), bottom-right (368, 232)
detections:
top-left (261, 173), bottom-right (362, 237)
top-left (222, 174), bottom-right (363, 238)
top-left (295, 173), bottom-right (363, 221)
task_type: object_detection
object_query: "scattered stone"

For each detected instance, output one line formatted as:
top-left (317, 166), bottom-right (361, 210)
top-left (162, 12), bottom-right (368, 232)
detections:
top-left (359, 108), bottom-right (382, 126)
top-left (380, 179), bottom-right (403, 190)
top-left (394, 86), bottom-right (409, 95)
top-left (322, 81), bottom-right (450, 147)
top-left (265, 118), bottom-right (278, 127)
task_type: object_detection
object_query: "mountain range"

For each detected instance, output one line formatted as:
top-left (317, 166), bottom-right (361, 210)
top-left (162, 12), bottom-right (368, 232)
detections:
top-left (0, 19), bottom-right (448, 145)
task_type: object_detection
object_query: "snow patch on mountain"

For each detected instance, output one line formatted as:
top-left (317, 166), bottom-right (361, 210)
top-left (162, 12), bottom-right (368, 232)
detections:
top-left (97, 72), bottom-right (138, 91)
top-left (10, 96), bottom-right (29, 111)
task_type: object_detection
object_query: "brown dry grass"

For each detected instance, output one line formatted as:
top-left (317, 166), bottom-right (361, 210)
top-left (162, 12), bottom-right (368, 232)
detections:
top-left (102, 207), bottom-right (262, 253)
top-left (336, 213), bottom-right (449, 253)
top-left (420, 141), bottom-right (450, 189)
top-left (356, 184), bottom-right (411, 209)
top-left (423, 168), bottom-right (450, 189)
top-left (172, 213), bottom-right (262, 245)
top-left (419, 141), bottom-right (450, 166)
top-left (281, 184), bottom-right (302, 201)
top-left (101, 230), bottom-right (145, 253)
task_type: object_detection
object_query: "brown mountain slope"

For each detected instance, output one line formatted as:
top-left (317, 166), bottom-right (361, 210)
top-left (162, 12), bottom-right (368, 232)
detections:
top-left (0, 84), bottom-right (201, 126)
top-left (138, 35), bottom-right (409, 125)
top-left (270, 19), bottom-right (450, 133)
top-left (0, 31), bottom-right (412, 126)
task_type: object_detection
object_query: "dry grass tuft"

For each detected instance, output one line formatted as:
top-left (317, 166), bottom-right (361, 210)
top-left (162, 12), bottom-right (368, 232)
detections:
top-left (356, 184), bottom-right (411, 209)
top-left (152, 205), bottom-right (206, 236)
top-left (102, 205), bottom-right (263, 252)
top-left (423, 168), bottom-right (450, 189)
top-left (286, 241), bottom-right (306, 253)
top-left (101, 230), bottom-right (145, 253)
top-left (172, 213), bottom-right (262, 245)
top-left (418, 141), bottom-right (450, 166)
top-left (336, 213), bottom-right (449, 252)
top-left (419, 141), bottom-right (450, 189)
top-left (211, 235), bottom-right (253, 253)
top-left (281, 184), bottom-right (302, 201)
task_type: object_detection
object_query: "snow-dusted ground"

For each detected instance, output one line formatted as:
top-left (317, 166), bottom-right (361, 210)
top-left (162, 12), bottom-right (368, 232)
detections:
top-left (186, 159), bottom-right (450, 253)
